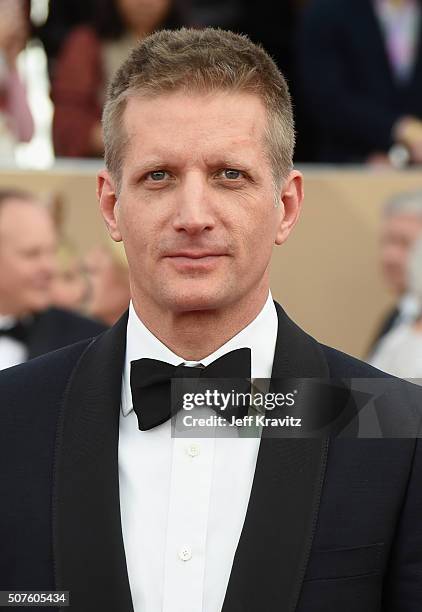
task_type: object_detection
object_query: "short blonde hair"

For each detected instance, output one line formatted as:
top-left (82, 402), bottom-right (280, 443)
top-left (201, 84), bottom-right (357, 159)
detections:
top-left (102, 27), bottom-right (295, 191)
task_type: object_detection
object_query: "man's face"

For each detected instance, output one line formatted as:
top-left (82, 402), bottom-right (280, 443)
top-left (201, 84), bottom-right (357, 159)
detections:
top-left (99, 91), bottom-right (302, 317)
top-left (0, 199), bottom-right (58, 316)
top-left (380, 213), bottom-right (422, 295)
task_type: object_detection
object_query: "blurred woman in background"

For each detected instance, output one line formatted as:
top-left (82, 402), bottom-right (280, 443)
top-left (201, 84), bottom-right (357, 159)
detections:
top-left (51, 0), bottom-right (181, 158)
top-left (49, 242), bottom-right (89, 312)
top-left (83, 242), bottom-right (130, 325)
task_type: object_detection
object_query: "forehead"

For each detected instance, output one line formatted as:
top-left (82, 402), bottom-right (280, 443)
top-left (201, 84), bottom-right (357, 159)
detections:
top-left (0, 199), bottom-right (44, 224)
top-left (0, 200), bottom-right (54, 242)
top-left (122, 90), bottom-right (269, 167)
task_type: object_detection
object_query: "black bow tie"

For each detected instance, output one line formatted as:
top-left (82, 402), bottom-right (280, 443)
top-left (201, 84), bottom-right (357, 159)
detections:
top-left (130, 347), bottom-right (251, 431)
top-left (0, 319), bottom-right (33, 343)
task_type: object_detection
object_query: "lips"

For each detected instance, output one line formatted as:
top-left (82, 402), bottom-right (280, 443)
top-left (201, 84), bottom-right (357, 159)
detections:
top-left (165, 251), bottom-right (226, 259)
top-left (163, 251), bottom-right (227, 271)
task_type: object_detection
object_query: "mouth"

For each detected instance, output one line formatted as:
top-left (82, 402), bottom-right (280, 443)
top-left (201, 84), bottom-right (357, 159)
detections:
top-left (163, 252), bottom-right (227, 270)
top-left (166, 250), bottom-right (227, 258)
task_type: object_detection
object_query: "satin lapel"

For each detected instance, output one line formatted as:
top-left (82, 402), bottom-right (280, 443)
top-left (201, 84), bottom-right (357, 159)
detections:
top-left (53, 311), bottom-right (133, 612)
top-left (222, 302), bottom-right (330, 612)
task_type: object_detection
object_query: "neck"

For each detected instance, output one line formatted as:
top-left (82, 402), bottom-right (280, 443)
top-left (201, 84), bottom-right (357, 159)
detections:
top-left (132, 287), bottom-right (270, 361)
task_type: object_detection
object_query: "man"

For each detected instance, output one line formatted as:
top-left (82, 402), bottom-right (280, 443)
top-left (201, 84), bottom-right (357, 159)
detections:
top-left (0, 189), bottom-right (106, 369)
top-left (368, 189), bottom-right (422, 356)
top-left (0, 28), bottom-right (421, 612)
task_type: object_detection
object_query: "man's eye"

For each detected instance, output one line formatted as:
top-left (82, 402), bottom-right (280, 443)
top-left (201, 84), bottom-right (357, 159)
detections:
top-left (222, 169), bottom-right (242, 180)
top-left (148, 170), bottom-right (168, 181)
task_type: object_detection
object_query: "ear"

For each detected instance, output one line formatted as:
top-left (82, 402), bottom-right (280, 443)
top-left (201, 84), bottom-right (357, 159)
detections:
top-left (97, 169), bottom-right (122, 242)
top-left (275, 170), bottom-right (304, 246)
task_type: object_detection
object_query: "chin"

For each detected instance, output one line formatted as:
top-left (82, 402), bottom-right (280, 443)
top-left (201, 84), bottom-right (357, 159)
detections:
top-left (166, 288), bottom-right (229, 313)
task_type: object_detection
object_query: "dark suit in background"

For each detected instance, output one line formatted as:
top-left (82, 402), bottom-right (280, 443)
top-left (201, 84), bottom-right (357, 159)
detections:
top-left (296, 0), bottom-right (422, 162)
top-left (1, 303), bottom-right (421, 611)
top-left (0, 307), bottom-right (106, 371)
top-left (25, 307), bottom-right (107, 359)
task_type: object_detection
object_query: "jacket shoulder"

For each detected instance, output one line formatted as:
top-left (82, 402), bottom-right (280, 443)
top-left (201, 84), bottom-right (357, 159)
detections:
top-left (0, 338), bottom-right (93, 415)
top-left (28, 308), bottom-right (107, 357)
top-left (41, 307), bottom-right (107, 334)
top-left (0, 339), bottom-right (94, 590)
top-left (320, 343), bottom-right (393, 378)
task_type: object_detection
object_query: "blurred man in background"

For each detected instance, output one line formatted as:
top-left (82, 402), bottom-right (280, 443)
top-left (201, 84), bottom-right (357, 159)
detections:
top-left (371, 234), bottom-right (422, 378)
top-left (368, 189), bottom-right (422, 355)
top-left (297, 0), bottom-right (422, 165)
top-left (0, 189), bottom-right (106, 369)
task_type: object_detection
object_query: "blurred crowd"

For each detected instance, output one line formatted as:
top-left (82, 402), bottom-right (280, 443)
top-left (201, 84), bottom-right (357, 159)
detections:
top-left (1, 0), bottom-right (422, 166)
top-left (2, 182), bottom-right (422, 377)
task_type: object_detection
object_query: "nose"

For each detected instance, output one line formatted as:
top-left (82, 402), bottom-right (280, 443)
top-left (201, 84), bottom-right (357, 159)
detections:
top-left (172, 173), bottom-right (216, 235)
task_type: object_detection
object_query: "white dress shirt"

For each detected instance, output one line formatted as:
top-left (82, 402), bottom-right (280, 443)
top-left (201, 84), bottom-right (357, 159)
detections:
top-left (119, 292), bottom-right (278, 612)
top-left (0, 315), bottom-right (27, 370)
top-left (396, 292), bottom-right (420, 326)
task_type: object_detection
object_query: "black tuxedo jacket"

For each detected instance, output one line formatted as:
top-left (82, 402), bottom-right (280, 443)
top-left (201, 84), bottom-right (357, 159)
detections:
top-left (25, 307), bottom-right (107, 360)
top-left (297, 0), bottom-right (422, 162)
top-left (0, 302), bottom-right (421, 612)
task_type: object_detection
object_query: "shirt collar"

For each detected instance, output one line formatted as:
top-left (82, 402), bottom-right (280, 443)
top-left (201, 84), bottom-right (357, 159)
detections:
top-left (0, 315), bottom-right (17, 330)
top-left (121, 291), bottom-right (278, 416)
top-left (398, 292), bottom-right (420, 319)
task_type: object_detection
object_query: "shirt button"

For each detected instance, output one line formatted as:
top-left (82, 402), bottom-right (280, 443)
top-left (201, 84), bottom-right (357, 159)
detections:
top-left (178, 546), bottom-right (192, 561)
top-left (186, 443), bottom-right (200, 457)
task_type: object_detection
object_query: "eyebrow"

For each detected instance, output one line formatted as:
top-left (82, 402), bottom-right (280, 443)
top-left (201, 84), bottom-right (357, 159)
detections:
top-left (206, 156), bottom-right (255, 169)
top-left (129, 157), bottom-right (172, 172)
